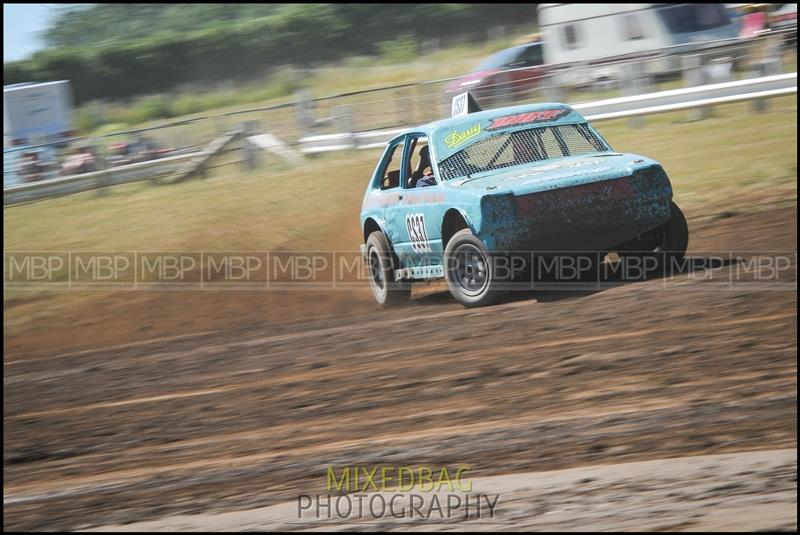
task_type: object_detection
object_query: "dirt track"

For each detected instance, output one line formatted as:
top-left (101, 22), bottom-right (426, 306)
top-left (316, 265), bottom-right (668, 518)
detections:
top-left (3, 205), bottom-right (797, 531)
top-left (89, 449), bottom-right (798, 531)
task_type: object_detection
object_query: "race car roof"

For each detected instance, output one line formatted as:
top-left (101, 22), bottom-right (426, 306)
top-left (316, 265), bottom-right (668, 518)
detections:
top-left (418, 103), bottom-right (588, 162)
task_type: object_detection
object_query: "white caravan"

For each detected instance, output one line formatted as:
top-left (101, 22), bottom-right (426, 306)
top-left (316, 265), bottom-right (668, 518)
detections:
top-left (538, 4), bottom-right (741, 85)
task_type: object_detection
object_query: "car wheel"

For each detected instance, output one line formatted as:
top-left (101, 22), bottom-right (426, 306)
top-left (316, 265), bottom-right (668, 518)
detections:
top-left (444, 229), bottom-right (501, 307)
top-left (618, 201), bottom-right (689, 272)
top-left (366, 231), bottom-right (410, 307)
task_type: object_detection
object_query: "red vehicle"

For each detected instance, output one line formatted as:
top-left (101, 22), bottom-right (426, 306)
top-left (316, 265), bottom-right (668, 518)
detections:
top-left (445, 41), bottom-right (548, 106)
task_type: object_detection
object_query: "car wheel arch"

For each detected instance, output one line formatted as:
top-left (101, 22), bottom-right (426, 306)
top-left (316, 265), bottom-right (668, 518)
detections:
top-left (441, 208), bottom-right (476, 249)
top-left (364, 217), bottom-right (401, 266)
top-left (363, 217), bottom-right (383, 244)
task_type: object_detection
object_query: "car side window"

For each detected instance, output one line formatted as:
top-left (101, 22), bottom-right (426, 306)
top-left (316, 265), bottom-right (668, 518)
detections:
top-left (521, 44), bottom-right (544, 66)
top-left (406, 137), bottom-right (435, 188)
top-left (378, 140), bottom-right (405, 190)
top-left (506, 50), bottom-right (526, 68)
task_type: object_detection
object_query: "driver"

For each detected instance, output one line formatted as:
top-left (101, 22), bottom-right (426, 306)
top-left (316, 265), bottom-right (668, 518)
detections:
top-left (413, 145), bottom-right (436, 188)
top-left (416, 170), bottom-right (436, 188)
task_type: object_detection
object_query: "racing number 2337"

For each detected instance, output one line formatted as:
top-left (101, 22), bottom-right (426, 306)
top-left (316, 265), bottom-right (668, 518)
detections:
top-left (406, 213), bottom-right (432, 253)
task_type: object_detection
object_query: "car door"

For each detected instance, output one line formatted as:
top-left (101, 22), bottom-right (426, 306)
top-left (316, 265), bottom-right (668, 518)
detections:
top-left (391, 134), bottom-right (446, 272)
top-left (375, 136), bottom-right (406, 249)
top-left (507, 43), bottom-right (546, 94)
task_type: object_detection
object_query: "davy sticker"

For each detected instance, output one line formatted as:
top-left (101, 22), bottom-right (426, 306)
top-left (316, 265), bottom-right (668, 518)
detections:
top-left (444, 124), bottom-right (481, 149)
top-left (486, 108), bottom-right (570, 130)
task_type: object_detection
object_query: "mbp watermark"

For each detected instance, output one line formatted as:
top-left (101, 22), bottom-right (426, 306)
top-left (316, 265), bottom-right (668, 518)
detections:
top-left (4, 252), bottom-right (70, 289)
top-left (295, 464), bottom-right (502, 524)
top-left (72, 253), bottom-right (136, 288)
top-left (269, 252), bottom-right (334, 288)
top-left (204, 252), bottom-right (268, 288)
top-left (732, 253), bottom-right (797, 289)
top-left (4, 250), bottom-right (796, 291)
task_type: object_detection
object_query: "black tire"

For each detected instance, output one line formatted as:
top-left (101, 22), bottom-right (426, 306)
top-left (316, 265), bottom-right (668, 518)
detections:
top-left (619, 201), bottom-right (689, 272)
top-left (662, 201), bottom-right (689, 259)
top-left (365, 231), bottom-right (410, 307)
top-left (444, 229), bottom-right (502, 308)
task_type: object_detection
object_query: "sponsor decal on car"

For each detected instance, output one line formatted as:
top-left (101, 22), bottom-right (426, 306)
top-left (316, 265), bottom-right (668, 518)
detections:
top-left (486, 108), bottom-right (570, 130)
top-left (444, 124), bottom-right (481, 149)
top-left (504, 160), bottom-right (610, 183)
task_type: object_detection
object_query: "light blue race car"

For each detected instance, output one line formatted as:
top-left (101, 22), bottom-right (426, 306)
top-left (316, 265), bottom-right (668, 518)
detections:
top-left (360, 102), bottom-right (688, 307)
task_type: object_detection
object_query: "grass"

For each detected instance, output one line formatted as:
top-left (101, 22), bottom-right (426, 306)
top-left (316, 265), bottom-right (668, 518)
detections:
top-left (4, 152), bottom-right (367, 253)
top-left (599, 96), bottom-right (797, 213)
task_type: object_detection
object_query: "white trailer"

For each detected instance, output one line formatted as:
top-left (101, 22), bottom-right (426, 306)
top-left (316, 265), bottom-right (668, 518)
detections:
top-left (538, 4), bottom-right (741, 86)
top-left (3, 80), bottom-right (75, 147)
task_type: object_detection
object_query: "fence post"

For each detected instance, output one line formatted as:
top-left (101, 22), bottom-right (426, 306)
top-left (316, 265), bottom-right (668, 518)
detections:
top-left (294, 88), bottom-right (314, 138)
top-left (621, 61), bottom-right (647, 127)
top-left (242, 120), bottom-right (260, 171)
top-left (703, 56), bottom-right (734, 118)
top-left (490, 69), bottom-right (511, 108)
top-left (749, 36), bottom-right (783, 112)
top-left (542, 72), bottom-right (563, 105)
top-left (505, 68), bottom-right (515, 107)
top-left (332, 105), bottom-right (352, 136)
top-left (87, 139), bottom-right (112, 195)
top-left (682, 53), bottom-right (709, 121)
top-left (92, 138), bottom-right (106, 172)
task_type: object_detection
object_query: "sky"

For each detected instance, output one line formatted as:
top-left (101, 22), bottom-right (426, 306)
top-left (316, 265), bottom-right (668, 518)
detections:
top-left (3, 3), bottom-right (64, 62)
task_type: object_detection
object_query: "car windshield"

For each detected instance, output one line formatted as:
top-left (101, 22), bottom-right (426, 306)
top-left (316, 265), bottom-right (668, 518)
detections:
top-left (437, 124), bottom-right (608, 181)
top-left (473, 47), bottom-right (521, 71)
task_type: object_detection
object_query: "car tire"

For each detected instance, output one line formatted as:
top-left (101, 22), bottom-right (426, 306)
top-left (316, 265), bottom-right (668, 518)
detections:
top-left (619, 201), bottom-right (689, 273)
top-left (366, 231), bottom-right (410, 307)
top-left (444, 229), bottom-right (502, 308)
top-left (660, 201), bottom-right (689, 258)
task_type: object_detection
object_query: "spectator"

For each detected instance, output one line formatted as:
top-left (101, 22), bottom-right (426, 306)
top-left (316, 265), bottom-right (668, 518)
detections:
top-left (739, 5), bottom-right (768, 39)
top-left (61, 146), bottom-right (97, 176)
top-left (20, 151), bottom-right (45, 182)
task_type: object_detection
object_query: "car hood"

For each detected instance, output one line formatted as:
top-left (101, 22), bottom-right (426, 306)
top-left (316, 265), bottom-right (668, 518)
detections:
top-left (446, 69), bottom-right (499, 92)
top-left (444, 153), bottom-right (661, 196)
